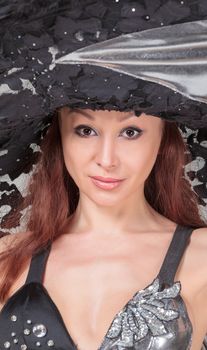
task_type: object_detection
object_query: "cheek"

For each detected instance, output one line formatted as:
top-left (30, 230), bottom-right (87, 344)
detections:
top-left (126, 138), bottom-right (161, 181)
top-left (61, 138), bottom-right (91, 178)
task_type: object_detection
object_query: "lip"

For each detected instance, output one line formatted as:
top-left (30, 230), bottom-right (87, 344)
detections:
top-left (90, 176), bottom-right (124, 183)
top-left (90, 177), bottom-right (124, 190)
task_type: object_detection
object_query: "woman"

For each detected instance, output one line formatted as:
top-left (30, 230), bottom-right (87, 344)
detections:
top-left (0, 105), bottom-right (207, 349)
top-left (0, 1), bottom-right (207, 349)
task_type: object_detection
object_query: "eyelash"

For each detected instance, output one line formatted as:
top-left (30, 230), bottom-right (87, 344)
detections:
top-left (73, 124), bottom-right (143, 140)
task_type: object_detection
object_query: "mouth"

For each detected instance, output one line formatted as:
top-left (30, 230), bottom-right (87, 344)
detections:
top-left (90, 176), bottom-right (124, 183)
top-left (90, 176), bottom-right (125, 190)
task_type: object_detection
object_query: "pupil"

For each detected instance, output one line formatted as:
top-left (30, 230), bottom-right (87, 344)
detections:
top-left (127, 130), bottom-right (134, 137)
top-left (84, 128), bottom-right (91, 135)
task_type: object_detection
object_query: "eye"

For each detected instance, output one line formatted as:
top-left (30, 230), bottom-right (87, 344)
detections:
top-left (121, 127), bottom-right (142, 139)
top-left (74, 125), bottom-right (96, 137)
top-left (73, 125), bottom-right (143, 139)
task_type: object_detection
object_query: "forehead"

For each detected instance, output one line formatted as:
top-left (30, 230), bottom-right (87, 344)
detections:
top-left (62, 107), bottom-right (163, 127)
top-left (69, 108), bottom-right (137, 121)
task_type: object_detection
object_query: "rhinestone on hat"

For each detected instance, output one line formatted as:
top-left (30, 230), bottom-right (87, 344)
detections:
top-left (75, 31), bottom-right (84, 41)
top-left (32, 323), bottom-right (47, 337)
top-left (95, 30), bottom-right (101, 39)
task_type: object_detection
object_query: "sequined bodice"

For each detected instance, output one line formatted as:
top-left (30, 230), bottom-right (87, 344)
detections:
top-left (0, 225), bottom-right (194, 349)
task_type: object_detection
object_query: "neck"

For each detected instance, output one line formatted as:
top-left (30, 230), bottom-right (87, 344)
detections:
top-left (66, 189), bottom-right (165, 236)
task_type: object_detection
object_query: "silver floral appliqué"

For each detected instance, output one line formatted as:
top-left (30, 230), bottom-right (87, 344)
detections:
top-left (105, 278), bottom-right (181, 347)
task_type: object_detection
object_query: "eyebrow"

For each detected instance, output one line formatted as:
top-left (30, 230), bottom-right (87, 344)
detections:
top-left (72, 109), bottom-right (136, 121)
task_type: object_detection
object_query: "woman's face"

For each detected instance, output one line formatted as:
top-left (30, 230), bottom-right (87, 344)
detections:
top-left (59, 107), bottom-right (164, 206)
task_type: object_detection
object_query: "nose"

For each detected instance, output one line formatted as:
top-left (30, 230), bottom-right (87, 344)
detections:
top-left (95, 136), bottom-right (118, 169)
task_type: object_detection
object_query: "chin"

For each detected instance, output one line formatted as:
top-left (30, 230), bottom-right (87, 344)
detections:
top-left (88, 192), bottom-right (127, 207)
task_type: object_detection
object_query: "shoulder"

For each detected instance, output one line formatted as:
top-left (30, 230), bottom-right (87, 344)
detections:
top-left (190, 226), bottom-right (207, 252)
top-left (186, 226), bottom-right (207, 288)
top-left (189, 226), bottom-right (207, 260)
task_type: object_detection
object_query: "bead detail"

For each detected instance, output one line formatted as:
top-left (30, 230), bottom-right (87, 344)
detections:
top-left (11, 315), bottom-right (17, 322)
top-left (4, 342), bottom-right (11, 348)
top-left (33, 323), bottom-right (47, 337)
top-left (47, 340), bottom-right (55, 347)
top-left (24, 328), bottom-right (31, 335)
top-left (20, 345), bottom-right (27, 350)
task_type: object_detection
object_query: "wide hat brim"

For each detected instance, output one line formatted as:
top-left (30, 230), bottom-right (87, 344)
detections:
top-left (0, 0), bottom-right (207, 228)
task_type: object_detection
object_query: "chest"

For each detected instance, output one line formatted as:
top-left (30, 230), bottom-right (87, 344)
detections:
top-left (1, 229), bottom-right (205, 350)
top-left (42, 257), bottom-right (191, 350)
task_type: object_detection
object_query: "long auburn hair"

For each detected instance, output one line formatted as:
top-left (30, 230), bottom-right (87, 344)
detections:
top-left (0, 110), bottom-right (206, 302)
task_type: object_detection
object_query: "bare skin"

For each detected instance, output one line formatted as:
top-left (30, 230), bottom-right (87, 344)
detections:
top-left (0, 225), bottom-right (207, 350)
top-left (0, 108), bottom-right (206, 349)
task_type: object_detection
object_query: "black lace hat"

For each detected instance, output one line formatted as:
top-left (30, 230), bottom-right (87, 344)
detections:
top-left (0, 0), bottom-right (207, 227)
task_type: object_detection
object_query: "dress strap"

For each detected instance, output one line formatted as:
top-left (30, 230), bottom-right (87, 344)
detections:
top-left (157, 224), bottom-right (195, 286)
top-left (25, 242), bottom-right (52, 284)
